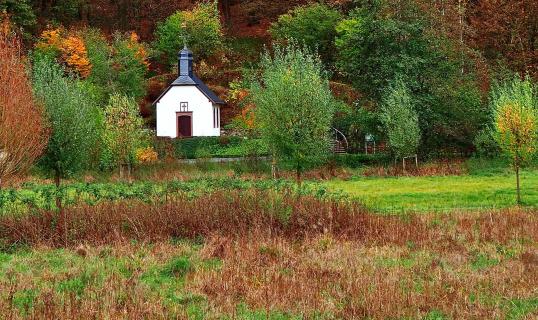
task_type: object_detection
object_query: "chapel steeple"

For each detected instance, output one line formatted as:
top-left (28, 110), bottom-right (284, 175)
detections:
top-left (178, 45), bottom-right (193, 77)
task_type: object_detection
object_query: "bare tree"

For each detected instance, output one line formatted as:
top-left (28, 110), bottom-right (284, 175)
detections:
top-left (0, 29), bottom-right (48, 187)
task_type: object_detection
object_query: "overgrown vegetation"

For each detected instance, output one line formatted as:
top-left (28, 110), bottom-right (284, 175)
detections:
top-left (1, 192), bottom-right (538, 318)
top-left (2, 1), bottom-right (538, 317)
top-left (0, 29), bottom-right (47, 188)
top-left (153, 1), bottom-right (223, 67)
top-left (32, 55), bottom-right (101, 187)
top-left (250, 44), bottom-right (338, 182)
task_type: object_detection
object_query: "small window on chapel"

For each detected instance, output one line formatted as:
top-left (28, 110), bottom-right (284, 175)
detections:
top-left (213, 106), bottom-right (217, 128)
top-left (180, 102), bottom-right (189, 112)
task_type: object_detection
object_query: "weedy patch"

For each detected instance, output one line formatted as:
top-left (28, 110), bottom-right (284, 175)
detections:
top-left (0, 192), bottom-right (537, 318)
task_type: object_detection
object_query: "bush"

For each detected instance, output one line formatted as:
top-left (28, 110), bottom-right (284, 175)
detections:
top-left (172, 137), bottom-right (266, 159)
top-left (331, 154), bottom-right (390, 168)
top-left (0, 31), bottom-right (48, 186)
top-left (153, 1), bottom-right (223, 67)
top-left (473, 128), bottom-right (499, 158)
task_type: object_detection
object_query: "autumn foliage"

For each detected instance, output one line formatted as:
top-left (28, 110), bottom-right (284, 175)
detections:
top-left (36, 28), bottom-right (92, 78)
top-left (0, 30), bottom-right (47, 186)
top-left (136, 147), bottom-right (159, 164)
top-left (127, 32), bottom-right (150, 69)
top-left (493, 77), bottom-right (538, 204)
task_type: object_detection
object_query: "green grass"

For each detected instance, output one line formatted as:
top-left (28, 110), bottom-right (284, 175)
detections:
top-left (325, 167), bottom-right (538, 213)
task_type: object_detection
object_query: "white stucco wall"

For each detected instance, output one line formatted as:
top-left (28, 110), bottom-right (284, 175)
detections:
top-left (156, 85), bottom-right (220, 138)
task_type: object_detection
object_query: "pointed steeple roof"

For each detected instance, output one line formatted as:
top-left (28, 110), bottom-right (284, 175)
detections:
top-left (153, 45), bottom-right (225, 105)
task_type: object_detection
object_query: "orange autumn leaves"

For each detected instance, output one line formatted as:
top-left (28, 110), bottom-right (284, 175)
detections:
top-left (36, 28), bottom-right (149, 79)
top-left (61, 36), bottom-right (92, 78)
top-left (36, 28), bottom-right (91, 78)
top-left (127, 32), bottom-right (150, 69)
top-left (229, 81), bottom-right (256, 130)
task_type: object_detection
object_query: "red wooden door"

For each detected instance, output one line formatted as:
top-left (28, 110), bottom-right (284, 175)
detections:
top-left (177, 115), bottom-right (192, 137)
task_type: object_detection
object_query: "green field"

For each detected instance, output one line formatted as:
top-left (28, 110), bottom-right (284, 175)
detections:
top-left (325, 168), bottom-right (538, 213)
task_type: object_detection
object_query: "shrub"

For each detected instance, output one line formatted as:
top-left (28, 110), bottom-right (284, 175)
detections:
top-left (0, 31), bottom-right (48, 187)
top-left (153, 1), bottom-right (223, 67)
top-left (173, 137), bottom-right (221, 159)
top-left (172, 137), bottom-right (263, 159)
top-left (136, 147), bottom-right (159, 164)
top-left (32, 55), bottom-right (101, 186)
top-left (101, 94), bottom-right (146, 178)
top-left (473, 128), bottom-right (499, 158)
top-left (331, 154), bottom-right (390, 168)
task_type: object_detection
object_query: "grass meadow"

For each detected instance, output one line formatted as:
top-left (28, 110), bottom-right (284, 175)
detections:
top-left (1, 159), bottom-right (538, 319)
top-left (1, 191), bottom-right (538, 319)
top-left (325, 159), bottom-right (538, 213)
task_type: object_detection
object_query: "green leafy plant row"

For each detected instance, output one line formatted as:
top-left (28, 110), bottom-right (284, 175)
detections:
top-left (0, 178), bottom-right (343, 214)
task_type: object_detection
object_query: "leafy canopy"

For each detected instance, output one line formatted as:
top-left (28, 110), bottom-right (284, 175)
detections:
top-left (492, 76), bottom-right (538, 167)
top-left (153, 1), bottom-right (222, 67)
top-left (335, 0), bottom-right (486, 152)
top-left (32, 55), bottom-right (102, 180)
top-left (111, 32), bottom-right (149, 101)
top-left (250, 43), bottom-right (337, 176)
top-left (270, 3), bottom-right (341, 65)
top-left (379, 79), bottom-right (421, 159)
top-left (101, 93), bottom-right (147, 171)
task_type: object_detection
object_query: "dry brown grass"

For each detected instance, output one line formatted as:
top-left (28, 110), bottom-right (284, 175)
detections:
top-left (363, 159), bottom-right (467, 177)
top-left (1, 191), bottom-right (538, 318)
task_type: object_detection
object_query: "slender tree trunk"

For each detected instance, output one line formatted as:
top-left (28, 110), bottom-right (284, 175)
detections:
top-left (271, 154), bottom-right (277, 179)
top-left (516, 164), bottom-right (521, 206)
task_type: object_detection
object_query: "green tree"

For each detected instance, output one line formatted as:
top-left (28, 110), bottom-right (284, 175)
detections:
top-left (492, 76), bottom-right (538, 205)
top-left (153, 1), bottom-right (223, 67)
top-left (0, 0), bottom-right (36, 38)
top-left (102, 93), bottom-right (146, 179)
top-left (250, 44), bottom-right (337, 183)
top-left (379, 79), bottom-right (421, 162)
top-left (111, 32), bottom-right (149, 101)
top-left (270, 3), bottom-right (341, 65)
top-left (83, 28), bottom-right (113, 105)
top-left (82, 29), bottom-right (149, 103)
top-left (335, 0), bottom-right (486, 153)
top-left (32, 54), bottom-right (102, 187)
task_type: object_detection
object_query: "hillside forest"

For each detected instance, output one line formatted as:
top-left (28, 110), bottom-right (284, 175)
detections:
top-left (1, 0), bottom-right (538, 158)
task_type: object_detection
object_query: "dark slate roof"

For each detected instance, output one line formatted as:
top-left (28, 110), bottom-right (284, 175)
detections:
top-left (171, 75), bottom-right (196, 85)
top-left (153, 75), bottom-right (225, 105)
top-left (192, 75), bottom-right (225, 104)
top-left (153, 45), bottom-right (225, 105)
